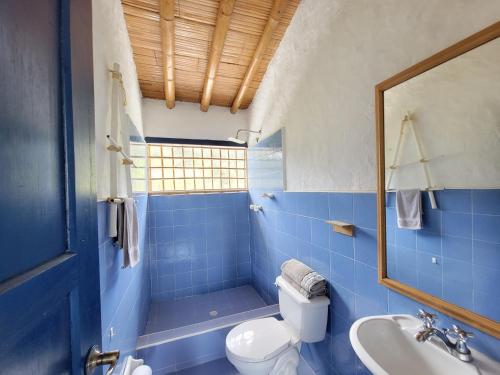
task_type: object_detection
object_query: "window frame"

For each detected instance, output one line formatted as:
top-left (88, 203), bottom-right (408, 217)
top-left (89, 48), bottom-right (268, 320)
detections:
top-left (147, 142), bottom-right (248, 195)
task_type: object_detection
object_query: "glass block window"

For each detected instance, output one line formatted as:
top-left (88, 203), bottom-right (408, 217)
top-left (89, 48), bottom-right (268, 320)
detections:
top-left (147, 143), bottom-right (247, 193)
top-left (130, 142), bottom-right (147, 193)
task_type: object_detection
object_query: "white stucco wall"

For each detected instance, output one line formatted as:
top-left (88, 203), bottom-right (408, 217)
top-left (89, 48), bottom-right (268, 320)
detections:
top-left (385, 37), bottom-right (500, 190)
top-left (93, 0), bottom-right (144, 199)
top-left (143, 99), bottom-right (249, 141)
top-left (247, 0), bottom-right (500, 192)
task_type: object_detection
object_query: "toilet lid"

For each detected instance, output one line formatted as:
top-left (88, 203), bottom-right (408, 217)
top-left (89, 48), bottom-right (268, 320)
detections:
top-left (226, 317), bottom-right (292, 363)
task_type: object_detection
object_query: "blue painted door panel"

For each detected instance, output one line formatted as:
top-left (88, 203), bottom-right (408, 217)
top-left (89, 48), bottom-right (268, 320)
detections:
top-left (0, 0), bottom-right (101, 374)
top-left (0, 0), bottom-right (66, 283)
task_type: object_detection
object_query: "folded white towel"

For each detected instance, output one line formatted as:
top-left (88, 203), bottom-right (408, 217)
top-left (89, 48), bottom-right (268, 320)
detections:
top-left (108, 202), bottom-right (118, 238)
top-left (123, 198), bottom-right (140, 268)
top-left (396, 189), bottom-right (422, 230)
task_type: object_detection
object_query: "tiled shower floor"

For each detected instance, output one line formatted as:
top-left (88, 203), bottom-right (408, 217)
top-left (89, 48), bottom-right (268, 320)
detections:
top-left (144, 285), bottom-right (268, 334)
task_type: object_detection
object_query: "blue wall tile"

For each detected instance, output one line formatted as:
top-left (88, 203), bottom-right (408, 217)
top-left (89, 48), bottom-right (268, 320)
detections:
top-left (330, 252), bottom-right (355, 291)
top-left (310, 245), bottom-right (330, 279)
top-left (311, 219), bottom-right (330, 249)
top-left (422, 210), bottom-right (441, 233)
top-left (149, 192), bottom-right (250, 300)
top-left (442, 212), bottom-right (472, 238)
top-left (416, 230), bottom-right (441, 255)
top-left (417, 252), bottom-right (442, 297)
top-left (156, 211), bottom-right (174, 227)
top-left (330, 283), bottom-right (356, 322)
top-left (330, 231), bottom-right (354, 259)
top-left (296, 215), bottom-right (312, 242)
top-left (156, 227), bottom-right (174, 244)
top-left (354, 228), bottom-right (378, 268)
top-left (474, 264), bottom-right (500, 293)
top-left (331, 317), bottom-right (356, 375)
top-left (149, 195), bottom-right (173, 212)
top-left (386, 207), bottom-right (396, 228)
top-left (395, 247), bottom-right (418, 287)
top-left (437, 189), bottom-right (471, 213)
top-left (353, 194), bottom-right (377, 230)
top-left (473, 214), bottom-right (500, 244)
top-left (442, 236), bottom-right (472, 262)
top-left (297, 239), bottom-right (313, 266)
top-left (328, 193), bottom-right (353, 222)
top-left (443, 258), bottom-right (473, 310)
top-left (474, 240), bottom-right (500, 269)
top-left (97, 196), bottom-right (151, 366)
top-left (277, 211), bottom-right (296, 234)
top-left (354, 261), bottom-right (387, 303)
top-left (354, 294), bottom-right (388, 319)
top-left (473, 190), bottom-right (500, 215)
top-left (159, 274), bottom-right (175, 291)
top-left (475, 291), bottom-right (500, 322)
top-left (395, 228), bottom-right (417, 249)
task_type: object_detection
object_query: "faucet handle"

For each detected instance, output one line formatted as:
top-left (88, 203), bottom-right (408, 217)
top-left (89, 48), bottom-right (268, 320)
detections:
top-left (417, 309), bottom-right (437, 328)
top-left (445, 325), bottom-right (474, 341)
top-left (445, 325), bottom-right (474, 358)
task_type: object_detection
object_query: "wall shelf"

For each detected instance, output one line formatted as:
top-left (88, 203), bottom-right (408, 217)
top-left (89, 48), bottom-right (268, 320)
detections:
top-left (326, 220), bottom-right (354, 237)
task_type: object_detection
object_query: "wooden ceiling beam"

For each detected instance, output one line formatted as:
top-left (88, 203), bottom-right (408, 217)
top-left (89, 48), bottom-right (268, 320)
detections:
top-left (160, 0), bottom-right (176, 109)
top-left (200, 0), bottom-right (235, 112)
top-left (230, 0), bottom-right (289, 114)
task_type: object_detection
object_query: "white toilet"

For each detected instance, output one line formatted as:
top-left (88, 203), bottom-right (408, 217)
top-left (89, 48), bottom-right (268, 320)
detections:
top-left (226, 276), bottom-right (330, 375)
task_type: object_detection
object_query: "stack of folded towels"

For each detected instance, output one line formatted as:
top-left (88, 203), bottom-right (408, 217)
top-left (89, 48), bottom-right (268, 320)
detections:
top-left (281, 258), bottom-right (327, 299)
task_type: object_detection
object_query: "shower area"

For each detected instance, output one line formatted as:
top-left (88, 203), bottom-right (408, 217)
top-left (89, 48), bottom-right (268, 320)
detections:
top-left (136, 192), bottom-right (279, 374)
top-left (134, 131), bottom-right (284, 373)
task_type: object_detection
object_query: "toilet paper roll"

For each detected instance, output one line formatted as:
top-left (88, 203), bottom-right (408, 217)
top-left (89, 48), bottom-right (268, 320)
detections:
top-left (132, 365), bottom-right (152, 375)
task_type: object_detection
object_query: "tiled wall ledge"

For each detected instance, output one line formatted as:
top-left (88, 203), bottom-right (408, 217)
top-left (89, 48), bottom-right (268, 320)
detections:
top-left (138, 326), bottom-right (231, 374)
top-left (137, 304), bottom-right (279, 349)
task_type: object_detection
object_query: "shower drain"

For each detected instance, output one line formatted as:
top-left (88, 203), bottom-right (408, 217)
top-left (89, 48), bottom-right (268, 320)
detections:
top-left (209, 310), bottom-right (218, 317)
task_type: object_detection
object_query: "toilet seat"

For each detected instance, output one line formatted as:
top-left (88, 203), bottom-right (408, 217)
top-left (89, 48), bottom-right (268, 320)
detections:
top-left (226, 317), bottom-right (297, 363)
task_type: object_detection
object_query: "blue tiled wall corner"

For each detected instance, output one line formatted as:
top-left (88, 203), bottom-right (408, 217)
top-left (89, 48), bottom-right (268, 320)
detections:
top-left (148, 192), bottom-right (251, 300)
top-left (97, 195), bottom-right (151, 366)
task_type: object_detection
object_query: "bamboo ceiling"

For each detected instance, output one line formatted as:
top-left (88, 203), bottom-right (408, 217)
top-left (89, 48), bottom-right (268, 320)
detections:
top-left (122, 0), bottom-right (300, 112)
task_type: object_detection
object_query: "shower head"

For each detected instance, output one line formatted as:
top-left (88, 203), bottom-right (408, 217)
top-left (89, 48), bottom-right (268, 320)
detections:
top-left (227, 129), bottom-right (262, 144)
top-left (227, 137), bottom-right (246, 144)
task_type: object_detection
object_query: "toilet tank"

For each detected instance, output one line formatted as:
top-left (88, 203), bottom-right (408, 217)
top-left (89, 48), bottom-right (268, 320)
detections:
top-left (276, 276), bottom-right (330, 343)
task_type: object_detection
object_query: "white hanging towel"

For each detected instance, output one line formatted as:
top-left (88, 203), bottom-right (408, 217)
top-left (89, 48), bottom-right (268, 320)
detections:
top-left (108, 202), bottom-right (118, 238)
top-left (396, 189), bottom-right (422, 230)
top-left (123, 198), bottom-right (140, 267)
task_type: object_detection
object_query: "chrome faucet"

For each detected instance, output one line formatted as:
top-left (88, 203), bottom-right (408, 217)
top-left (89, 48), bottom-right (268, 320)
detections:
top-left (414, 309), bottom-right (474, 362)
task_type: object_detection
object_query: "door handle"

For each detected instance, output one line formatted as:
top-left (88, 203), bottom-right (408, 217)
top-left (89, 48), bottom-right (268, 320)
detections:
top-left (85, 345), bottom-right (120, 375)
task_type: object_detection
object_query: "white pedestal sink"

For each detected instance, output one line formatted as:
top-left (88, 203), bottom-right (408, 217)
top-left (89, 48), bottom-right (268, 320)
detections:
top-left (349, 314), bottom-right (500, 375)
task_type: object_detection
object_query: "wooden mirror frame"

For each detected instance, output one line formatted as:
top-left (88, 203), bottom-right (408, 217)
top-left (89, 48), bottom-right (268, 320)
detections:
top-left (375, 21), bottom-right (500, 338)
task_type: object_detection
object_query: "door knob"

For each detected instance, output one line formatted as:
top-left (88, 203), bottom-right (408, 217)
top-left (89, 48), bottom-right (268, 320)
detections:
top-left (85, 345), bottom-right (120, 375)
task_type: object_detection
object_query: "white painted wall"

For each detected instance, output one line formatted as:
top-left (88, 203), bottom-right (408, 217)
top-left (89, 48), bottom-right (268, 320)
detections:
top-left (247, 0), bottom-right (500, 192)
top-left (143, 98), bottom-right (248, 141)
top-left (93, 0), bottom-right (144, 199)
top-left (385, 37), bottom-right (500, 190)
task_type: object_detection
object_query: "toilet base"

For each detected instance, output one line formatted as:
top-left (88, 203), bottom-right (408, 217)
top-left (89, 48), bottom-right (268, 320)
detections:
top-left (227, 346), bottom-right (300, 375)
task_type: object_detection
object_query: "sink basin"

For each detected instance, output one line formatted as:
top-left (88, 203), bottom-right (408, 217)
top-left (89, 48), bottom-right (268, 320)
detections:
top-left (349, 314), bottom-right (500, 375)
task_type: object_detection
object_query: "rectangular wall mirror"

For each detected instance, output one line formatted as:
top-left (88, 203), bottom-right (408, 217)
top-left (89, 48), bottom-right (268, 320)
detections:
top-left (376, 21), bottom-right (500, 338)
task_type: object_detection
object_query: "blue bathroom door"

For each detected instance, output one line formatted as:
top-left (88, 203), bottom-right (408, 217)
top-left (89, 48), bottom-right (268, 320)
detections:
top-left (0, 0), bottom-right (101, 374)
